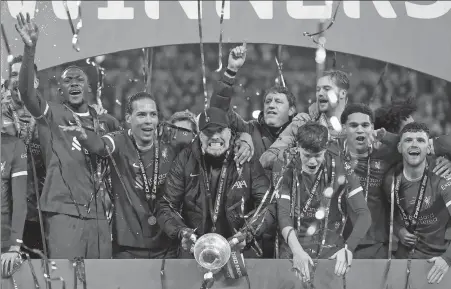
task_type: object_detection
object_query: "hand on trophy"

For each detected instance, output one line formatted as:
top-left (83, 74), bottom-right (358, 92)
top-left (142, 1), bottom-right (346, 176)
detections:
top-left (180, 228), bottom-right (197, 253)
top-left (228, 231), bottom-right (247, 251)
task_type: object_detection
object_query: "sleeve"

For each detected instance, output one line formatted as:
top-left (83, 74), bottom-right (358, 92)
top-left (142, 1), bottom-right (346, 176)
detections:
top-left (248, 160), bottom-right (274, 238)
top-left (18, 46), bottom-right (48, 119)
top-left (209, 72), bottom-right (236, 110)
top-left (10, 140), bottom-right (28, 244)
top-left (277, 165), bottom-right (295, 231)
top-left (431, 135), bottom-right (451, 158)
top-left (155, 149), bottom-right (189, 240)
top-left (259, 112), bottom-right (311, 170)
top-left (77, 129), bottom-right (118, 157)
top-left (439, 180), bottom-right (451, 265)
top-left (344, 170), bottom-right (371, 252)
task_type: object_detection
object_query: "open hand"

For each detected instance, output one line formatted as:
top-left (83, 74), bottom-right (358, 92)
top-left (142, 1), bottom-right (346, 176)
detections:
top-left (329, 247), bottom-right (353, 276)
top-left (15, 12), bottom-right (39, 47)
top-left (433, 157), bottom-right (451, 180)
top-left (292, 248), bottom-right (314, 282)
top-left (427, 256), bottom-right (449, 284)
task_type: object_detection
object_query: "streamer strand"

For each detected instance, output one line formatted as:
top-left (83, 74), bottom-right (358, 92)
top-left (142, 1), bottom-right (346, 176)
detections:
top-left (197, 0), bottom-right (208, 113)
top-left (215, 0), bottom-right (226, 72)
top-left (62, 1), bottom-right (82, 52)
top-left (303, 1), bottom-right (342, 47)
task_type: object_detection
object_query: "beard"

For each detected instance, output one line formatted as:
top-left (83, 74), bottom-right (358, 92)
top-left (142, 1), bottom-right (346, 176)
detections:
top-left (199, 129), bottom-right (232, 157)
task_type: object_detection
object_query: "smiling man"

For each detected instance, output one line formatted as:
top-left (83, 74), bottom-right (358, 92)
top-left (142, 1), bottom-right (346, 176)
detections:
top-left (156, 107), bottom-right (275, 258)
top-left (384, 123), bottom-right (451, 284)
top-left (16, 13), bottom-right (120, 259)
top-left (259, 70), bottom-right (349, 170)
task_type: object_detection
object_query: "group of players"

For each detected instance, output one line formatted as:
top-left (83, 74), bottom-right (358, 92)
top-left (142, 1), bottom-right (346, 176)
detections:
top-left (1, 12), bottom-right (451, 284)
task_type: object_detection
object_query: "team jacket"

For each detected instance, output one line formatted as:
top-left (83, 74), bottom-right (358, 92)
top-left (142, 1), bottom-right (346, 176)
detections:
top-left (156, 137), bottom-right (276, 241)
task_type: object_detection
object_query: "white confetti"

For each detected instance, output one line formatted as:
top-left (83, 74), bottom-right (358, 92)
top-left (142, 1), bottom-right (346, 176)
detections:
top-left (330, 116), bottom-right (342, 132)
top-left (306, 224), bottom-right (317, 236)
top-left (323, 187), bottom-right (333, 198)
top-left (315, 208), bottom-right (326, 220)
top-left (327, 90), bottom-right (338, 104)
top-left (338, 175), bottom-right (346, 185)
top-left (315, 47), bottom-right (326, 64)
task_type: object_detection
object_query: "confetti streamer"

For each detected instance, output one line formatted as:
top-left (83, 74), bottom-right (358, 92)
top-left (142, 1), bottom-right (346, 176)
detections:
top-left (215, 0), bottom-right (226, 72)
top-left (62, 1), bottom-right (82, 52)
top-left (274, 55), bottom-right (286, 88)
top-left (303, 1), bottom-right (342, 46)
top-left (197, 0), bottom-right (208, 113)
top-left (86, 58), bottom-right (105, 108)
top-left (17, 240), bottom-right (51, 289)
top-left (1, 23), bottom-right (14, 79)
top-left (143, 48), bottom-right (154, 93)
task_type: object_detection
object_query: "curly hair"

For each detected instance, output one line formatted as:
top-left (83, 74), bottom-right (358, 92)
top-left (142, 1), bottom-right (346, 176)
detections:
top-left (399, 122), bottom-right (430, 139)
top-left (374, 98), bottom-right (417, 133)
top-left (295, 121), bottom-right (329, 153)
top-left (340, 103), bottom-right (374, 124)
top-left (323, 70), bottom-right (350, 91)
top-left (11, 55), bottom-right (38, 73)
top-left (263, 86), bottom-right (296, 108)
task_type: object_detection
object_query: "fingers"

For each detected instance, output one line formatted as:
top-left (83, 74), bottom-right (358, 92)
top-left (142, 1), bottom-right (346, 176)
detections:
top-left (427, 266), bottom-right (441, 284)
top-left (26, 12), bottom-right (31, 24)
top-left (335, 259), bottom-right (346, 276)
top-left (19, 13), bottom-right (26, 27)
top-left (235, 145), bottom-right (250, 165)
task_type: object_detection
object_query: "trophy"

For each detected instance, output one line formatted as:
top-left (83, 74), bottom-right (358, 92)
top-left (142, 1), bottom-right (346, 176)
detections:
top-left (193, 233), bottom-right (231, 289)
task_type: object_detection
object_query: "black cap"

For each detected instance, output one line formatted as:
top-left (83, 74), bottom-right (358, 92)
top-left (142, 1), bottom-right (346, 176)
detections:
top-left (198, 107), bottom-right (230, 136)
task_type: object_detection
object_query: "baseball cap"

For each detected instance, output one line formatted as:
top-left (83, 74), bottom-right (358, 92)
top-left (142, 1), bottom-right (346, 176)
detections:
top-left (198, 107), bottom-right (230, 136)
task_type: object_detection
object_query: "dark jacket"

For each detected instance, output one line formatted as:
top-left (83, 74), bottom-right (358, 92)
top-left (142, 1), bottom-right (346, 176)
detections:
top-left (156, 137), bottom-right (276, 241)
top-left (209, 74), bottom-right (292, 164)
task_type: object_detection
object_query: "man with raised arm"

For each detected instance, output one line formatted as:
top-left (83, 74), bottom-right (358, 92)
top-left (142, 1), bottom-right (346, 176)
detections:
top-left (15, 12), bottom-right (120, 259)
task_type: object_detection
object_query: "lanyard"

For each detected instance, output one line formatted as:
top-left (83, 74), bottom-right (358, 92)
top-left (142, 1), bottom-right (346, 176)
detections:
top-left (69, 107), bottom-right (101, 215)
top-left (130, 135), bottom-right (160, 224)
top-left (201, 150), bottom-right (230, 233)
top-left (296, 166), bottom-right (325, 229)
top-left (393, 165), bottom-right (428, 233)
top-left (343, 143), bottom-right (371, 202)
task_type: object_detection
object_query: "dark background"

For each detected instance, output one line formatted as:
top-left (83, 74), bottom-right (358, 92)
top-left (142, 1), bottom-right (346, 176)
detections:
top-left (36, 43), bottom-right (451, 136)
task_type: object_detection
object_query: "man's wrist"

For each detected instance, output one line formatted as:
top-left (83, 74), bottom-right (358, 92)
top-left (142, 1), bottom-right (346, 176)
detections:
top-left (8, 245), bottom-right (21, 252)
top-left (225, 68), bottom-right (238, 78)
top-left (24, 46), bottom-right (36, 55)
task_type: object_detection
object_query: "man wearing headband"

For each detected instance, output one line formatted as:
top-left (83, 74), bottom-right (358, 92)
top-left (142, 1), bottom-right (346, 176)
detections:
top-left (16, 13), bottom-right (121, 259)
top-left (383, 123), bottom-right (451, 284)
top-left (259, 70), bottom-right (349, 170)
top-left (277, 122), bottom-right (371, 283)
top-left (1, 134), bottom-right (28, 276)
top-left (156, 107), bottom-right (275, 258)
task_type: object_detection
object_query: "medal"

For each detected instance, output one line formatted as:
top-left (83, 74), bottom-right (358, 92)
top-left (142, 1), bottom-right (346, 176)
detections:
top-left (148, 216), bottom-right (157, 226)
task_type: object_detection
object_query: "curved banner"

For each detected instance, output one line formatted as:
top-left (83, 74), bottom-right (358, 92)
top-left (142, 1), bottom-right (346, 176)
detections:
top-left (1, 1), bottom-right (451, 81)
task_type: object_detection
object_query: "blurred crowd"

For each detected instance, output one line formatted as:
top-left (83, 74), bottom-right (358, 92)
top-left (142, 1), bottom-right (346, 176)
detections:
top-left (37, 43), bottom-right (451, 136)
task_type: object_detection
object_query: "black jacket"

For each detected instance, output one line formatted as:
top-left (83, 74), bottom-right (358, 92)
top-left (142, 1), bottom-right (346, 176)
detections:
top-left (209, 74), bottom-right (292, 164)
top-left (156, 137), bottom-right (276, 240)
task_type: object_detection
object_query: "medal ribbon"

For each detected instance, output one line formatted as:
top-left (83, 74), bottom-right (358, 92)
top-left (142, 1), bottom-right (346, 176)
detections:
top-left (296, 166), bottom-right (325, 229)
top-left (393, 165), bottom-right (429, 233)
top-left (70, 108), bottom-right (101, 215)
top-left (201, 150), bottom-right (230, 233)
top-left (130, 135), bottom-right (160, 220)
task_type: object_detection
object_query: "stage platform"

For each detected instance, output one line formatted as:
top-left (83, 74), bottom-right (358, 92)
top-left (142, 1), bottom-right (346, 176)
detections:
top-left (2, 259), bottom-right (450, 289)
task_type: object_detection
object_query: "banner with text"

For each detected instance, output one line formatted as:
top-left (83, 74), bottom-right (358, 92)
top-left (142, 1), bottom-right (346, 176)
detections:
top-left (1, 1), bottom-right (451, 81)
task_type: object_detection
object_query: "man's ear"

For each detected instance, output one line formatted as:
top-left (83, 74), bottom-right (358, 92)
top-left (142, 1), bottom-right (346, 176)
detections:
top-left (397, 142), bottom-right (402, 154)
top-left (125, 113), bottom-right (131, 124)
top-left (289, 106), bottom-right (296, 117)
top-left (339, 89), bottom-right (347, 100)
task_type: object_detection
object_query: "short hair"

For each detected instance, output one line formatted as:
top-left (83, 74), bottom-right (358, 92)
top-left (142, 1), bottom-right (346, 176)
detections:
top-left (263, 86), bottom-right (296, 108)
top-left (374, 98), bottom-right (417, 133)
top-left (169, 110), bottom-right (198, 133)
top-left (61, 65), bottom-right (88, 78)
top-left (340, 103), bottom-right (374, 124)
top-left (126, 91), bottom-right (157, 115)
top-left (295, 122), bottom-right (329, 153)
top-left (322, 70), bottom-right (350, 91)
top-left (399, 122), bottom-right (430, 139)
top-left (11, 55), bottom-right (38, 73)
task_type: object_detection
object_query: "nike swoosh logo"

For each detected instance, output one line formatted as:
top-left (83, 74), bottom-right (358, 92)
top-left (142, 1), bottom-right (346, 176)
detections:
top-left (132, 163), bottom-right (140, 168)
top-left (190, 173), bottom-right (199, 177)
top-left (68, 121), bottom-right (77, 126)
